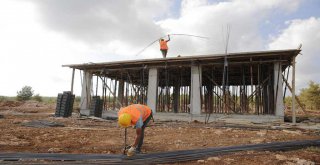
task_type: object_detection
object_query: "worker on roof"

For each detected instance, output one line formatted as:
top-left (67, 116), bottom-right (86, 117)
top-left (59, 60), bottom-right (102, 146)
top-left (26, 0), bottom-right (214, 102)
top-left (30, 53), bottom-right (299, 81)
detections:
top-left (118, 104), bottom-right (153, 156)
top-left (159, 35), bottom-right (170, 58)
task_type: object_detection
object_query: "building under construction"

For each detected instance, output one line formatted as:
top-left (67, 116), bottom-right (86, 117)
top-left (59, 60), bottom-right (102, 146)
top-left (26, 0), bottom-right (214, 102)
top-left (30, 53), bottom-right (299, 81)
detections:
top-left (63, 49), bottom-right (300, 121)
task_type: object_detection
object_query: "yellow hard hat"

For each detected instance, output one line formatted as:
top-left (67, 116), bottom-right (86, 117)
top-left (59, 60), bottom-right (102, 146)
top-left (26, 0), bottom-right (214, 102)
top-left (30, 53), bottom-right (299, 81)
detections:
top-left (118, 113), bottom-right (131, 127)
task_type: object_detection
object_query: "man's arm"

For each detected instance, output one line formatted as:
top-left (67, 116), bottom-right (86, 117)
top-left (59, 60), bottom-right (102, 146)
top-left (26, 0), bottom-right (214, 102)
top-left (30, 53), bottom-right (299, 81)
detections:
top-left (167, 35), bottom-right (170, 42)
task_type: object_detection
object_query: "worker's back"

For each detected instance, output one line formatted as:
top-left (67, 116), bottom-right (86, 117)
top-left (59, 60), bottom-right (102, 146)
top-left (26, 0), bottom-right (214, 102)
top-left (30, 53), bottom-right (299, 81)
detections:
top-left (118, 104), bottom-right (151, 125)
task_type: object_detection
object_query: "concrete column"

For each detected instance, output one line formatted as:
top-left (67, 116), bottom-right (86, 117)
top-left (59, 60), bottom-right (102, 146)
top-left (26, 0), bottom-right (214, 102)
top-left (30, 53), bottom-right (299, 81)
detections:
top-left (291, 56), bottom-right (296, 124)
top-left (147, 68), bottom-right (158, 114)
top-left (118, 79), bottom-right (124, 107)
top-left (70, 68), bottom-right (75, 94)
top-left (173, 81), bottom-right (180, 113)
top-left (274, 62), bottom-right (284, 117)
top-left (80, 71), bottom-right (93, 111)
top-left (190, 65), bottom-right (202, 115)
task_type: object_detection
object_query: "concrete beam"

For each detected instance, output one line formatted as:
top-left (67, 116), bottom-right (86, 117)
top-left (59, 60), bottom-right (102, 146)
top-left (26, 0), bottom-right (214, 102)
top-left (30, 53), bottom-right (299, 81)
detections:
top-left (147, 68), bottom-right (158, 114)
top-left (190, 65), bottom-right (202, 115)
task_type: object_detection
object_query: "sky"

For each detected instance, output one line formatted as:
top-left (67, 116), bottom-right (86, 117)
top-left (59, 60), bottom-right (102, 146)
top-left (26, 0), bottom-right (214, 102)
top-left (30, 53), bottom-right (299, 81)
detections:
top-left (0, 0), bottom-right (320, 97)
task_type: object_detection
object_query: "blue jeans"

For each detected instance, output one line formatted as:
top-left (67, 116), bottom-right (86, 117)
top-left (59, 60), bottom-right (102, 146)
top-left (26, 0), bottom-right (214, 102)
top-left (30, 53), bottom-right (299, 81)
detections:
top-left (136, 112), bottom-right (153, 152)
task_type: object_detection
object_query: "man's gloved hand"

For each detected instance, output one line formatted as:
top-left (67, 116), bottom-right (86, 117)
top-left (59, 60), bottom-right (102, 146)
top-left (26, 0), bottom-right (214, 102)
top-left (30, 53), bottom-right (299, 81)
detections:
top-left (125, 145), bottom-right (131, 150)
top-left (127, 146), bottom-right (136, 157)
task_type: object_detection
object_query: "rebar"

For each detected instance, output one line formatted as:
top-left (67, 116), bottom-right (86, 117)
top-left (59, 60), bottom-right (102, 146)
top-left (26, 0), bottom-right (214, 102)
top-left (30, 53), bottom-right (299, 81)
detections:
top-left (1, 140), bottom-right (319, 164)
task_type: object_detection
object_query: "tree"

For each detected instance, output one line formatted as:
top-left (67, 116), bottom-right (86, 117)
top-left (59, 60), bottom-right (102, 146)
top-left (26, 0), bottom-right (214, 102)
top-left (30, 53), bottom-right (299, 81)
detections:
top-left (33, 94), bottom-right (43, 102)
top-left (299, 81), bottom-right (320, 110)
top-left (16, 86), bottom-right (34, 101)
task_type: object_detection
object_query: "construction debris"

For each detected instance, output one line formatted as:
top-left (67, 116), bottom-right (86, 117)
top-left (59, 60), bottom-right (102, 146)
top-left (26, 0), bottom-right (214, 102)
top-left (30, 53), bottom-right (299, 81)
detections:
top-left (21, 120), bottom-right (64, 128)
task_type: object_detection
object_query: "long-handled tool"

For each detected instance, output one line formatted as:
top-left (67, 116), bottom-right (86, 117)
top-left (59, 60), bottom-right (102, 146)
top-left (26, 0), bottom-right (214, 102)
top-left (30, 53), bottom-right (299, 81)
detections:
top-left (123, 128), bottom-right (127, 155)
top-left (135, 33), bottom-right (209, 56)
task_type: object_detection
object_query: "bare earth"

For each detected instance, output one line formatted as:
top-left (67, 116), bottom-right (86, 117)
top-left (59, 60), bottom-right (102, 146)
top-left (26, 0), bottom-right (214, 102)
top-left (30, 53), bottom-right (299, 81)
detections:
top-left (0, 100), bottom-right (319, 164)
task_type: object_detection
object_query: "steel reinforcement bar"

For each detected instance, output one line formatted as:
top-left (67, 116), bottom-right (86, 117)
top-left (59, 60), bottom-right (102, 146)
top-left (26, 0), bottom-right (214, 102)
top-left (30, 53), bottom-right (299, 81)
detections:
top-left (0, 139), bottom-right (319, 164)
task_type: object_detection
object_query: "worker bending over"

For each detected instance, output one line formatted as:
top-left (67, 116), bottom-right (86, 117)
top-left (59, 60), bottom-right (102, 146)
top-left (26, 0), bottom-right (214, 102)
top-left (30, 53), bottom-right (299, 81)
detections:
top-left (159, 35), bottom-right (170, 58)
top-left (118, 104), bottom-right (153, 156)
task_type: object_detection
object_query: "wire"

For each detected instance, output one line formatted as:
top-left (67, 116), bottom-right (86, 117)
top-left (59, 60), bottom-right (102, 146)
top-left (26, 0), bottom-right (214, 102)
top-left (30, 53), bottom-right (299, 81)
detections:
top-left (135, 33), bottom-right (210, 56)
top-left (222, 24), bottom-right (231, 92)
top-left (170, 33), bottom-right (209, 39)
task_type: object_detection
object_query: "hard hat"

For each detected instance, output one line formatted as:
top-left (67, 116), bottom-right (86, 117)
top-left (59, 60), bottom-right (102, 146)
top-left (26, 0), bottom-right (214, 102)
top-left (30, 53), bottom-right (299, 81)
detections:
top-left (118, 113), bottom-right (131, 127)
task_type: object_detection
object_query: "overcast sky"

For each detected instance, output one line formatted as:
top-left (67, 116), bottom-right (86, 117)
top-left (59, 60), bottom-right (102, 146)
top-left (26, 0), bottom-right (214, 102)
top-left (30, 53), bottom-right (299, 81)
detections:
top-left (1, 0), bottom-right (320, 97)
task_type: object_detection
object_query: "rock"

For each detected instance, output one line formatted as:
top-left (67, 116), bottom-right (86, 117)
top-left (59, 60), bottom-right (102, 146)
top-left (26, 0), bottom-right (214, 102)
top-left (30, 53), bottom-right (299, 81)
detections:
top-left (290, 158), bottom-right (315, 165)
top-left (257, 130), bottom-right (267, 136)
top-left (250, 138), bottom-right (265, 144)
top-left (197, 160), bottom-right (205, 163)
top-left (309, 117), bottom-right (320, 123)
top-left (214, 130), bottom-right (223, 135)
top-left (285, 161), bottom-right (296, 165)
top-left (22, 120), bottom-right (30, 123)
top-left (12, 120), bottom-right (21, 124)
top-left (175, 140), bottom-right (182, 144)
top-left (246, 151), bottom-right (254, 154)
top-left (28, 110), bottom-right (38, 113)
top-left (48, 148), bottom-right (62, 153)
top-left (207, 157), bottom-right (220, 161)
top-left (282, 130), bottom-right (302, 135)
top-left (193, 120), bottom-right (200, 123)
top-left (0, 140), bottom-right (30, 146)
top-left (224, 158), bottom-right (234, 163)
top-left (275, 154), bottom-right (287, 160)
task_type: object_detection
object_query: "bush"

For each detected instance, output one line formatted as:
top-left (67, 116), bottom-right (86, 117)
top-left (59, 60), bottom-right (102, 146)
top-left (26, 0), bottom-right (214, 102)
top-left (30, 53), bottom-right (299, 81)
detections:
top-left (0, 96), bottom-right (6, 102)
top-left (300, 81), bottom-right (320, 110)
top-left (16, 86), bottom-right (34, 101)
top-left (33, 94), bottom-right (43, 102)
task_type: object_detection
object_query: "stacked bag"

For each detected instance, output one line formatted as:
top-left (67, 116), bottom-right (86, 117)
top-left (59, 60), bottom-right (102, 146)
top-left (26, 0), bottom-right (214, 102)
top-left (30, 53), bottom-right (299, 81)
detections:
top-left (89, 96), bottom-right (103, 117)
top-left (55, 91), bottom-right (75, 117)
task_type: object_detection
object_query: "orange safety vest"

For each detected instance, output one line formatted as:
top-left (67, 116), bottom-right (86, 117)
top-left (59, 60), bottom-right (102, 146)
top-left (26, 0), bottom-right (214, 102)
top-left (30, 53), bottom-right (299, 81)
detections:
top-left (118, 104), bottom-right (152, 125)
top-left (160, 40), bottom-right (168, 50)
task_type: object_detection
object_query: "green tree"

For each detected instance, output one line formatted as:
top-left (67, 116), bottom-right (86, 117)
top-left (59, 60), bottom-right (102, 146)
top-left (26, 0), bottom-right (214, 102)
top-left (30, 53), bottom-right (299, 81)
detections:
top-left (299, 81), bottom-right (320, 110)
top-left (284, 96), bottom-right (292, 108)
top-left (16, 86), bottom-right (34, 101)
top-left (33, 94), bottom-right (43, 102)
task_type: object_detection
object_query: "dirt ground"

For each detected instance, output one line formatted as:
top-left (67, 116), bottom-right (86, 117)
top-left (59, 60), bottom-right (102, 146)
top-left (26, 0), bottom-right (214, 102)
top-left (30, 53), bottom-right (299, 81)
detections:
top-left (0, 100), bottom-right (319, 164)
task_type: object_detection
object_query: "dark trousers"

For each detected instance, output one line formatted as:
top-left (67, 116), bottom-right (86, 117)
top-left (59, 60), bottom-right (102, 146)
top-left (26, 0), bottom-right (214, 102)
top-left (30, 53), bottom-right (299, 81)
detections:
top-left (136, 112), bottom-right (153, 152)
top-left (160, 49), bottom-right (167, 58)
